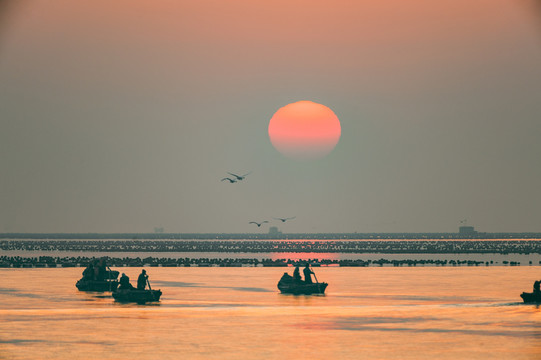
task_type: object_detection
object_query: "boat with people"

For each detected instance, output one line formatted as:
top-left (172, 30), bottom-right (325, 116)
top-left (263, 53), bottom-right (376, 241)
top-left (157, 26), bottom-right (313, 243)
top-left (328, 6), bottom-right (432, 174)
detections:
top-left (277, 275), bottom-right (328, 295)
top-left (112, 269), bottom-right (162, 303)
top-left (520, 279), bottom-right (541, 303)
top-left (76, 261), bottom-right (119, 292)
top-left (277, 263), bottom-right (328, 295)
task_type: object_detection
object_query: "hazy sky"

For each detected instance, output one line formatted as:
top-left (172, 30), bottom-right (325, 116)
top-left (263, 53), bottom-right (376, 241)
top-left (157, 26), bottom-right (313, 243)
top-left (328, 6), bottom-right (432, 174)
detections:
top-left (1, 0), bottom-right (540, 233)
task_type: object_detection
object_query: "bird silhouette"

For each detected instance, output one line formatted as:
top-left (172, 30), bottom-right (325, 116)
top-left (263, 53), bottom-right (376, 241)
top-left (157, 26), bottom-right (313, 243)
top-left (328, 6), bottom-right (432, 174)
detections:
top-left (249, 221), bottom-right (268, 227)
top-left (221, 177), bottom-right (237, 183)
top-left (227, 172), bottom-right (251, 181)
top-left (273, 216), bottom-right (296, 222)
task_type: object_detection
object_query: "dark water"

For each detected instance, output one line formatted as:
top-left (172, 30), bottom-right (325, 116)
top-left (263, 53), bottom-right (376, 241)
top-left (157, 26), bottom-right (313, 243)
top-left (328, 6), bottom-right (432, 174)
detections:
top-left (2, 250), bottom-right (539, 265)
top-left (1, 267), bottom-right (541, 359)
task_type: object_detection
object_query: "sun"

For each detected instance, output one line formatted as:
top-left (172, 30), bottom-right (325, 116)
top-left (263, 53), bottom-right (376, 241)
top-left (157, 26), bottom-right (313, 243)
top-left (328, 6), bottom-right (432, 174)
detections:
top-left (268, 101), bottom-right (341, 160)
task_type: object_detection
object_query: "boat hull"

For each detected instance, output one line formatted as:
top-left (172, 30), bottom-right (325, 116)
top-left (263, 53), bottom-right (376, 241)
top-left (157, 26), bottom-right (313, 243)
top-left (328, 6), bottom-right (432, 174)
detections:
top-left (112, 289), bottom-right (162, 303)
top-left (520, 292), bottom-right (541, 303)
top-left (277, 281), bottom-right (328, 295)
top-left (76, 279), bottom-right (119, 292)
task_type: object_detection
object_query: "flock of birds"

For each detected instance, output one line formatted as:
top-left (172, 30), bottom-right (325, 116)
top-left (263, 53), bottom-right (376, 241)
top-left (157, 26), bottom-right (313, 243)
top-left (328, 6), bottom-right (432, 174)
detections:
top-left (249, 217), bottom-right (296, 227)
top-left (220, 172), bottom-right (251, 183)
top-left (221, 171), bottom-right (296, 228)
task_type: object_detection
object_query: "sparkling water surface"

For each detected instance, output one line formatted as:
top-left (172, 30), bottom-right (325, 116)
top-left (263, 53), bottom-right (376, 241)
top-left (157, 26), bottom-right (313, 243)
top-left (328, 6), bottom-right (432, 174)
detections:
top-left (1, 267), bottom-right (541, 359)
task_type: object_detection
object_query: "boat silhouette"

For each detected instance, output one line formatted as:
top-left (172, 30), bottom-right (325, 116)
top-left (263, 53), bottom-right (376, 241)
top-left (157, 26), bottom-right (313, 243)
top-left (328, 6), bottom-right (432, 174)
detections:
top-left (520, 291), bottom-right (541, 303)
top-left (76, 269), bottom-right (119, 292)
top-left (112, 288), bottom-right (162, 303)
top-left (277, 272), bottom-right (327, 295)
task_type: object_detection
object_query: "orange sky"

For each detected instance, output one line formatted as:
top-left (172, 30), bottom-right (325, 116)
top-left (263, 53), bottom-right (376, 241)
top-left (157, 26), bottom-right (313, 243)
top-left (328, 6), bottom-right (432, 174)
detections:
top-left (4, 0), bottom-right (537, 108)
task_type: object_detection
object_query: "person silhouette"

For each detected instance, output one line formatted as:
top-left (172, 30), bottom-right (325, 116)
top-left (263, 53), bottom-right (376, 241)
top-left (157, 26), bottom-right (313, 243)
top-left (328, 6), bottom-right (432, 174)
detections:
top-left (293, 265), bottom-right (302, 284)
top-left (82, 263), bottom-right (94, 280)
top-left (303, 263), bottom-right (314, 284)
top-left (137, 269), bottom-right (148, 290)
top-left (119, 273), bottom-right (134, 290)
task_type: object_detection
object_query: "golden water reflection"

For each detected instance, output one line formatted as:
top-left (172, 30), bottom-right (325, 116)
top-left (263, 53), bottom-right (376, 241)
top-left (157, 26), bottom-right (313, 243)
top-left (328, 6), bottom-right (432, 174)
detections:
top-left (1, 267), bottom-right (541, 359)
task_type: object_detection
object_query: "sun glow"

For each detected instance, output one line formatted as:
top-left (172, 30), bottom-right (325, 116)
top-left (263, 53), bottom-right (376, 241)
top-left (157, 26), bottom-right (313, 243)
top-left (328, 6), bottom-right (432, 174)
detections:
top-left (268, 101), bottom-right (341, 160)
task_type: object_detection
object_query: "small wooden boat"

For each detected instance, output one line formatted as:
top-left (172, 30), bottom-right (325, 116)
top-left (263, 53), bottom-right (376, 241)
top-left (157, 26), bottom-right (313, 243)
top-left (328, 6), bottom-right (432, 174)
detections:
top-left (76, 270), bottom-right (120, 292)
top-left (520, 292), bottom-right (541, 304)
top-left (112, 289), bottom-right (162, 303)
top-left (76, 279), bottom-right (119, 292)
top-left (277, 273), bottom-right (328, 295)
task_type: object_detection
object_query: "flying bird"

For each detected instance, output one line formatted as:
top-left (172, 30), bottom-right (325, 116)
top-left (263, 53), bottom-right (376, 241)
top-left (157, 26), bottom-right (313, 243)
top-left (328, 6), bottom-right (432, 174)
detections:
top-left (249, 221), bottom-right (269, 227)
top-left (227, 172), bottom-right (251, 181)
top-left (221, 177), bottom-right (237, 183)
top-left (273, 216), bottom-right (296, 222)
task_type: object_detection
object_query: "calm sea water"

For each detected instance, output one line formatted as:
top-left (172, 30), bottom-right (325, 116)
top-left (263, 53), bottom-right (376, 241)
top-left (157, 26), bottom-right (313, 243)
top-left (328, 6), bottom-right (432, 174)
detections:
top-left (1, 267), bottom-right (541, 359)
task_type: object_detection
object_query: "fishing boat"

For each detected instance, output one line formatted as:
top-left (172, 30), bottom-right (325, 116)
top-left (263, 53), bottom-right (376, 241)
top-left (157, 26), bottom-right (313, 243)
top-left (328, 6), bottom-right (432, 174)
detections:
top-left (76, 270), bottom-right (120, 292)
top-left (277, 272), bottom-right (328, 295)
top-left (112, 288), bottom-right (162, 303)
top-left (520, 292), bottom-right (541, 304)
top-left (76, 279), bottom-right (119, 292)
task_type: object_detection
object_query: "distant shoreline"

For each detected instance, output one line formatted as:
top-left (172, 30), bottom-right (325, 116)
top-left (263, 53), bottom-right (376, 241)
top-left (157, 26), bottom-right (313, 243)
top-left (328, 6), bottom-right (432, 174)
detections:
top-left (1, 232), bottom-right (541, 240)
top-left (3, 239), bottom-right (541, 254)
top-left (4, 238), bottom-right (541, 268)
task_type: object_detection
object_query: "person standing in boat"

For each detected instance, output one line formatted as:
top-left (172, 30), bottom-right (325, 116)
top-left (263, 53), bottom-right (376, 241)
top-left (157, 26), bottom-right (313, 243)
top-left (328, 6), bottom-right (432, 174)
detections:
top-left (137, 269), bottom-right (148, 290)
top-left (293, 265), bottom-right (302, 284)
top-left (303, 263), bottom-right (314, 284)
top-left (534, 280), bottom-right (541, 294)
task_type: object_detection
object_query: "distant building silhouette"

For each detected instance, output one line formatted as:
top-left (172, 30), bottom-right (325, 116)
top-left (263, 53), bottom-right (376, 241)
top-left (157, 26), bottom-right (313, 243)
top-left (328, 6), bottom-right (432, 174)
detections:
top-left (268, 226), bottom-right (282, 236)
top-left (459, 226), bottom-right (477, 235)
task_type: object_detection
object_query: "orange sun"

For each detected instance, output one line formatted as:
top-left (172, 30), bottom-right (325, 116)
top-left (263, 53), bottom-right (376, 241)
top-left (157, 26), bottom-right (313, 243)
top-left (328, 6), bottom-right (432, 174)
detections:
top-left (268, 101), bottom-right (341, 160)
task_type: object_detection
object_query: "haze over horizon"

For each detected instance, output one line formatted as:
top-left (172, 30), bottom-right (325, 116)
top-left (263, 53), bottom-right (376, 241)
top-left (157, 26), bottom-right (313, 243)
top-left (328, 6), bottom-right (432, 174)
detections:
top-left (1, 1), bottom-right (540, 234)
